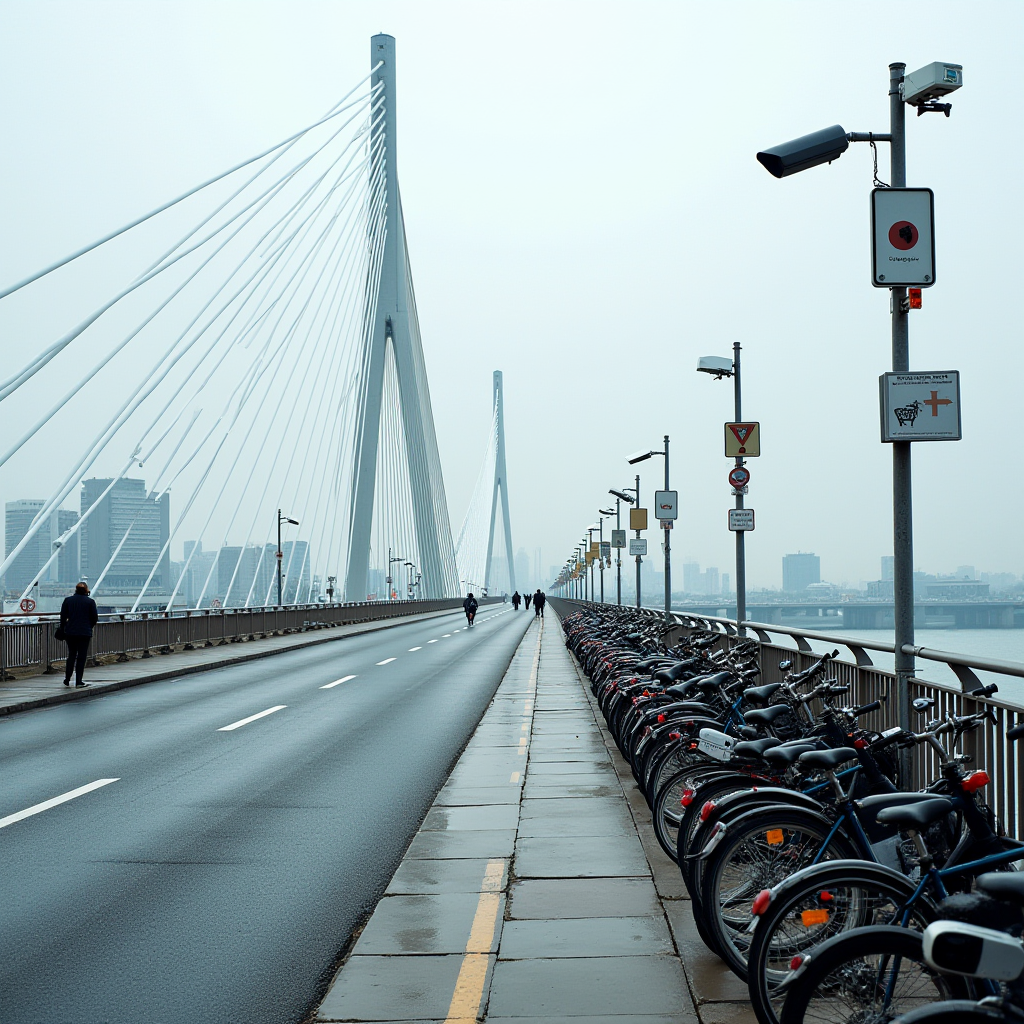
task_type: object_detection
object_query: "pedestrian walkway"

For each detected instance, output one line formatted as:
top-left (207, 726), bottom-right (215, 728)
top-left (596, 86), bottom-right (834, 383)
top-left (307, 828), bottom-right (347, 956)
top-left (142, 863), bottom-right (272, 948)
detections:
top-left (315, 614), bottom-right (756, 1024)
top-left (0, 606), bottom-right (463, 717)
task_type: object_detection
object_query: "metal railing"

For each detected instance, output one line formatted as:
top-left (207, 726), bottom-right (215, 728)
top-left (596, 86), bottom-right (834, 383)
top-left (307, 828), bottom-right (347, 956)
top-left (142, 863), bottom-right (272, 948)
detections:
top-left (0, 597), bottom-right (495, 680)
top-left (552, 598), bottom-right (1024, 838)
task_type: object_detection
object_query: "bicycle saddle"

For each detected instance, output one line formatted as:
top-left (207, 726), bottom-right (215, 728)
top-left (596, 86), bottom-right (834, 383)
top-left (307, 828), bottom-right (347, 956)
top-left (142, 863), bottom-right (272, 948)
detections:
top-left (653, 660), bottom-right (698, 684)
top-left (875, 797), bottom-right (953, 831)
top-left (976, 872), bottom-right (1024, 907)
top-left (763, 742), bottom-right (817, 767)
top-left (798, 746), bottom-right (858, 770)
top-left (692, 671), bottom-right (732, 692)
top-left (732, 737), bottom-right (784, 759)
top-left (664, 680), bottom-right (698, 699)
top-left (743, 682), bottom-right (783, 705)
top-left (744, 704), bottom-right (792, 727)
top-left (855, 792), bottom-right (940, 814)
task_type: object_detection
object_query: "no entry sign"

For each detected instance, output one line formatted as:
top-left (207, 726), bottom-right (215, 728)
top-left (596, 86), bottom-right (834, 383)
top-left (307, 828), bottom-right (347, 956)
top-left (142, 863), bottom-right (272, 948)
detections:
top-left (871, 188), bottom-right (935, 288)
top-left (728, 466), bottom-right (750, 489)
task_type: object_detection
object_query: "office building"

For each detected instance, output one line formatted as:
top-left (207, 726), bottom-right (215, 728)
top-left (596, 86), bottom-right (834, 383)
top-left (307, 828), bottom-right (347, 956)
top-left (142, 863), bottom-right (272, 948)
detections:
top-left (881, 555), bottom-right (894, 582)
top-left (683, 561), bottom-right (701, 594)
top-left (782, 552), bottom-right (820, 594)
top-left (4, 500), bottom-right (80, 596)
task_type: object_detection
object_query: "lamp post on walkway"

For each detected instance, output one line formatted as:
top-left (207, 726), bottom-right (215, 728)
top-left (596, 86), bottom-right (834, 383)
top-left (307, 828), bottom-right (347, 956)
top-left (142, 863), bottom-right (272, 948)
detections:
top-left (387, 548), bottom-right (405, 601)
top-left (586, 526), bottom-right (598, 603)
top-left (629, 437), bottom-right (671, 619)
top-left (608, 489), bottom-right (635, 607)
top-left (697, 344), bottom-right (747, 631)
top-left (599, 508), bottom-right (615, 605)
top-left (277, 510), bottom-right (299, 606)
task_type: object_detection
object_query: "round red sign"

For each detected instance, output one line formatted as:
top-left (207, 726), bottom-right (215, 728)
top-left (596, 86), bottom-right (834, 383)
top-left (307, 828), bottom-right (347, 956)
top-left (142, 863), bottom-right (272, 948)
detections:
top-left (888, 221), bottom-right (919, 250)
top-left (728, 466), bottom-right (750, 488)
top-left (19, 597), bottom-right (36, 612)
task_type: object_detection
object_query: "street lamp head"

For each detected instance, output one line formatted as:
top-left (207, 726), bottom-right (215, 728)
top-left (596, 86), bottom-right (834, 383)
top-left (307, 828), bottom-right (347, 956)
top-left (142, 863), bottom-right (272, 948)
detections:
top-left (756, 124), bottom-right (849, 178)
top-left (697, 355), bottom-right (734, 378)
top-left (599, 508), bottom-right (614, 516)
top-left (627, 449), bottom-right (654, 465)
top-left (608, 488), bottom-right (635, 504)
top-left (587, 524), bottom-right (599, 532)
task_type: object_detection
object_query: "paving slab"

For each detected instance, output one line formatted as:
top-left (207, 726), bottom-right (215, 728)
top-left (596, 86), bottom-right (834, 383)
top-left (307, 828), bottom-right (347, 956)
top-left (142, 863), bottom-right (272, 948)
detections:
top-left (515, 834), bottom-right (649, 877)
top-left (422, 804), bottom-right (520, 831)
top-left (405, 829), bottom-right (517, 861)
top-left (498, 916), bottom-right (674, 959)
top-left (386, 857), bottom-right (508, 895)
top-left (357, 893), bottom-right (506, 954)
top-left (435, 786), bottom-right (522, 806)
top-left (508, 878), bottom-right (662, 920)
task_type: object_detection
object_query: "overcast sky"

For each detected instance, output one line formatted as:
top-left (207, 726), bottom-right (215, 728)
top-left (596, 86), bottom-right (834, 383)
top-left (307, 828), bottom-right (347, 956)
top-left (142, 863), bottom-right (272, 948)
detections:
top-left (1, 1), bottom-right (1021, 591)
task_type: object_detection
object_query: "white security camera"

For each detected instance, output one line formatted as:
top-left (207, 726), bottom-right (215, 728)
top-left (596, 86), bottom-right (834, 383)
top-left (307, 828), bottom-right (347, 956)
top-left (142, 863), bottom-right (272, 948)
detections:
top-left (697, 356), bottom-right (734, 377)
top-left (903, 63), bottom-right (963, 106)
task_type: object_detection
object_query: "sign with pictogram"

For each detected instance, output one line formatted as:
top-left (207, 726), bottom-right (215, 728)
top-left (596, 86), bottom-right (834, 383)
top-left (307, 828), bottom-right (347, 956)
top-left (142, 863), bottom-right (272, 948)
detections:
top-left (728, 508), bottom-right (755, 531)
top-left (728, 466), bottom-right (750, 489)
top-left (725, 422), bottom-right (760, 458)
top-left (629, 538), bottom-right (648, 556)
top-left (19, 597), bottom-right (36, 612)
top-left (871, 188), bottom-right (935, 288)
top-left (629, 507), bottom-right (648, 531)
top-left (654, 490), bottom-right (678, 520)
top-left (611, 529), bottom-right (626, 549)
top-left (879, 371), bottom-right (961, 442)
top-left (590, 542), bottom-right (600, 556)
top-left (600, 541), bottom-right (611, 559)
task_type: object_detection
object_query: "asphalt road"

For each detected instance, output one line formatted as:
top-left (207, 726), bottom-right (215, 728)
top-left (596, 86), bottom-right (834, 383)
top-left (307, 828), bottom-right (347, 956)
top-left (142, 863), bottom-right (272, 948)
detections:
top-left (0, 603), bottom-right (533, 1024)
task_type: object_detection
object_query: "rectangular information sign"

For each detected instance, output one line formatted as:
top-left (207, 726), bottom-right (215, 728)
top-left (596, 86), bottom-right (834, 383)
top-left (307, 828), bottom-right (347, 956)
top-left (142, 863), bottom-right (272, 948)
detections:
top-left (629, 538), bottom-right (648, 556)
top-left (654, 490), bottom-right (678, 520)
top-left (728, 508), bottom-right (755, 532)
top-left (611, 529), bottom-right (626, 548)
top-left (871, 187), bottom-right (935, 288)
top-left (879, 371), bottom-right (961, 442)
top-left (629, 508), bottom-right (648, 531)
top-left (600, 541), bottom-right (611, 559)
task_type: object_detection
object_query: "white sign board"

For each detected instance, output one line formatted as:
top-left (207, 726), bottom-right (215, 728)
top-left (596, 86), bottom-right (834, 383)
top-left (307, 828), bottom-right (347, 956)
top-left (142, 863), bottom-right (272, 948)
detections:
top-left (871, 188), bottom-right (935, 287)
top-left (728, 508), bottom-right (755, 532)
top-left (610, 529), bottom-right (626, 549)
top-left (654, 490), bottom-right (678, 520)
top-left (879, 371), bottom-right (961, 442)
top-left (629, 538), bottom-right (648, 556)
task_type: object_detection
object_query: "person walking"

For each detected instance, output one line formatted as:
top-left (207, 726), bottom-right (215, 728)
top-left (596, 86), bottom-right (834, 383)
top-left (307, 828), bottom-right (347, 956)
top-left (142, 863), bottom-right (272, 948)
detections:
top-left (524, 592), bottom-right (532, 610)
top-left (59, 581), bottom-right (98, 687)
top-left (511, 591), bottom-right (521, 610)
top-left (533, 589), bottom-right (546, 618)
top-left (463, 592), bottom-right (479, 627)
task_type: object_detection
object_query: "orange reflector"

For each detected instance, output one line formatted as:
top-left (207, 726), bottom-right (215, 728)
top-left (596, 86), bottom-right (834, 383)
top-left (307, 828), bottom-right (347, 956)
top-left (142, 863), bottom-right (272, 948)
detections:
top-left (801, 909), bottom-right (829, 926)
top-left (909, 288), bottom-right (922, 309)
top-left (752, 889), bottom-right (772, 916)
top-left (766, 829), bottom-right (784, 845)
top-left (963, 770), bottom-right (990, 793)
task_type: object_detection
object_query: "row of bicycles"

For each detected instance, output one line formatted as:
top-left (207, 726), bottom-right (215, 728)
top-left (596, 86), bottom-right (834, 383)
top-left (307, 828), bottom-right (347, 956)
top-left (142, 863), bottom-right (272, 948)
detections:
top-left (561, 605), bottom-right (1024, 1024)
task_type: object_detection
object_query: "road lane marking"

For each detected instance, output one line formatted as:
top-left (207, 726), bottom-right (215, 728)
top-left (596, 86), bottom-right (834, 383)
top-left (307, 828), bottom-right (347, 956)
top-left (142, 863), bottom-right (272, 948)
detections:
top-left (0, 778), bottom-right (119, 830)
top-left (444, 859), bottom-right (505, 1023)
top-left (428, 639), bottom-right (439, 643)
top-left (408, 646), bottom-right (422, 651)
top-left (509, 772), bottom-right (520, 784)
top-left (321, 675), bottom-right (357, 689)
top-left (218, 705), bottom-right (286, 731)
top-left (442, 634), bottom-right (451, 638)
top-left (376, 657), bottom-right (396, 665)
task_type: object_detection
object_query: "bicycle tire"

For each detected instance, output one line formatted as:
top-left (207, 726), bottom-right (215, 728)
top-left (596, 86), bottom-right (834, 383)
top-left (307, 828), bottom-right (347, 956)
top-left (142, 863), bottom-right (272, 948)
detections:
top-left (778, 925), bottom-right (969, 1024)
top-left (746, 860), bottom-right (936, 1024)
top-left (892, 1000), bottom-right (1009, 1024)
top-left (698, 806), bottom-right (859, 974)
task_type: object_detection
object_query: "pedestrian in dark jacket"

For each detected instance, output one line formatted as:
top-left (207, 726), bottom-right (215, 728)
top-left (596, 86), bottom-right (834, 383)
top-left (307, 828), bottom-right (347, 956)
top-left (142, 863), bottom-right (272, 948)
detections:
top-left (524, 592), bottom-right (532, 610)
top-left (533, 590), bottom-right (546, 617)
top-left (463, 592), bottom-right (479, 627)
top-left (511, 591), bottom-right (521, 610)
top-left (60, 582), bottom-right (98, 687)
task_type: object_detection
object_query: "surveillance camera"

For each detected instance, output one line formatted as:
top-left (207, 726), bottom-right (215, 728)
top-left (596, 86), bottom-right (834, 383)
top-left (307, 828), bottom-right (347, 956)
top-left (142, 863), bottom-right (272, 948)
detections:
top-left (756, 124), bottom-right (849, 178)
top-left (608, 488), bottom-right (635, 504)
top-left (903, 63), bottom-right (962, 106)
top-left (697, 356), bottom-right (734, 377)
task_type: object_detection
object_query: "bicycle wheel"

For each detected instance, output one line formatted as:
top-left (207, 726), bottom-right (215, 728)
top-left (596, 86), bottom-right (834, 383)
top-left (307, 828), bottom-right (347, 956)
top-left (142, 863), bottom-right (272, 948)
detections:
top-left (747, 860), bottom-right (935, 1024)
top-left (893, 1001), bottom-right (1008, 1024)
top-left (778, 925), bottom-right (968, 1024)
top-left (698, 807), bottom-right (858, 974)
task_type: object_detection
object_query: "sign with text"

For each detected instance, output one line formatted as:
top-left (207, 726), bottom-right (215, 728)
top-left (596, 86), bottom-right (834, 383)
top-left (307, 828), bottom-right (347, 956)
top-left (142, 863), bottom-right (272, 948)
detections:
top-left (728, 508), bottom-right (755, 531)
top-left (654, 490), bottom-right (678, 520)
top-left (879, 371), bottom-right (961, 442)
top-left (590, 542), bottom-right (600, 556)
top-left (725, 422), bottom-right (760, 458)
top-left (629, 507), bottom-right (648, 531)
top-left (629, 538), bottom-right (648, 556)
top-left (600, 541), bottom-right (611, 559)
top-left (871, 187), bottom-right (935, 288)
top-left (611, 529), bottom-right (626, 548)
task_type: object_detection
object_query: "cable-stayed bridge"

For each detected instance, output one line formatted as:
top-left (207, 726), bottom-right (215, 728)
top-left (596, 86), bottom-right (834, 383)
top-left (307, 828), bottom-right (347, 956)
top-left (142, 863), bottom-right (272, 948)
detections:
top-left (0, 34), bottom-right (510, 615)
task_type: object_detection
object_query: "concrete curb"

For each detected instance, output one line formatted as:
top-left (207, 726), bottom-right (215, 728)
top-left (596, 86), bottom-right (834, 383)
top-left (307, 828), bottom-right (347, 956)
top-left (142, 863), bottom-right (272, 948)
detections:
top-left (0, 606), bottom-right (466, 718)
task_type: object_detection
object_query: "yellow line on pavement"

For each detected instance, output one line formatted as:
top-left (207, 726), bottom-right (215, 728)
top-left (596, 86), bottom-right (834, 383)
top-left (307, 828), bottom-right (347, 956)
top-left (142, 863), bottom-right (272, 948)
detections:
top-left (443, 858), bottom-right (505, 1023)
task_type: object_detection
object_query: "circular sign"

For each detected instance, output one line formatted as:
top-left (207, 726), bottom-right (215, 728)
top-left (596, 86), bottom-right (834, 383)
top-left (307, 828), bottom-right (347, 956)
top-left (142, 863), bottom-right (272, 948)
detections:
top-left (888, 221), bottom-right (919, 250)
top-left (728, 466), bottom-right (750, 488)
top-left (19, 597), bottom-right (36, 613)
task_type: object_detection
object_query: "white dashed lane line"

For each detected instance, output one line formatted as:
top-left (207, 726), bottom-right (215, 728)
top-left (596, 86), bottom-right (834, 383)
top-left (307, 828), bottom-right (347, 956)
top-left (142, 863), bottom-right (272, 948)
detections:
top-left (376, 658), bottom-right (396, 665)
top-left (428, 639), bottom-right (439, 643)
top-left (321, 675), bottom-right (357, 689)
top-left (408, 647), bottom-right (422, 652)
top-left (0, 778), bottom-right (120, 831)
top-left (442, 634), bottom-right (451, 638)
top-left (218, 706), bottom-right (287, 731)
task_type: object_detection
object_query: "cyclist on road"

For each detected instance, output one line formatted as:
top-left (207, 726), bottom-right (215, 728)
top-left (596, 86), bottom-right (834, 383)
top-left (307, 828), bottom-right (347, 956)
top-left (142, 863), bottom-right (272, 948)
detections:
top-left (463, 592), bottom-right (479, 627)
top-left (533, 590), bottom-right (546, 618)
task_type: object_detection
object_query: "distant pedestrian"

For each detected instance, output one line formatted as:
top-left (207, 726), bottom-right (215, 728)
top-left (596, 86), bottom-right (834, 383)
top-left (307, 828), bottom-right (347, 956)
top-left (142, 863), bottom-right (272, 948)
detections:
top-left (534, 589), bottom-right (546, 618)
top-left (524, 593), bottom-right (532, 610)
top-left (463, 592), bottom-right (479, 627)
top-left (59, 582), bottom-right (98, 687)
top-left (511, 591), bottom-right (521, 610)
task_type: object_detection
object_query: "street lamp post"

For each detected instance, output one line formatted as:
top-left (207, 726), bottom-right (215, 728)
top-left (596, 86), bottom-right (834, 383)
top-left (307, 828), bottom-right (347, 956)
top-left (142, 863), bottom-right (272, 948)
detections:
top-left (387, 548), bottom-right (405, 600)
top-left (277, 510), bottom-right (299, 606)
top-left (628, 437), bottom-right (671, 619)
top-left (633, 476), bottom-right (641, 608)
top-left (609, 488), bottom-right (637, 608)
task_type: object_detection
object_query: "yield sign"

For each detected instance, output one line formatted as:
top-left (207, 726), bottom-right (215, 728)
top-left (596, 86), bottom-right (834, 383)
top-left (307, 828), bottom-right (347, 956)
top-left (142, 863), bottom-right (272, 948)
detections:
top-left (724, 422), bottom-right (760, 458)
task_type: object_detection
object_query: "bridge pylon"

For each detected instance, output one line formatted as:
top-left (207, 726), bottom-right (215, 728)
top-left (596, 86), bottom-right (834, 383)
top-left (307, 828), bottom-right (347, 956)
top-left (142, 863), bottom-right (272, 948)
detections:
top-left (344, 34), bottom-right (459, 601)
top-left (483, 371), bottom-right (516, 595)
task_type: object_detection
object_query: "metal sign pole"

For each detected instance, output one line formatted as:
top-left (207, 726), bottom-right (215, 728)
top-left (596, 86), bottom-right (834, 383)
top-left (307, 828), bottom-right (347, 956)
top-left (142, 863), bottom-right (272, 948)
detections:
top-left (635, 473), bottom-right (642, 608)
top-left (732, 344), bottom-right (746, 633)
top-left (889, 61), bottom-right (915, 783)
top-left (599, 518), bottom-right (605, 603)
top-left (615, 498), bottom-right (622, 606)
top-left (662, 436), bottom-right (671, 620)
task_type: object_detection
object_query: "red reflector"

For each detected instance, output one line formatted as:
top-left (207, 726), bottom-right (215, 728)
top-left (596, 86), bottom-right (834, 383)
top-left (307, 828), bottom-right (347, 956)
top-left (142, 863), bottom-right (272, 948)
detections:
top-left (657, 714), bottom-right (666, 723)
top-left (752, 889), bottom-right (771, 916)
top-left (643, 690), bottom-right (650, 697)
top-left (668, 732), bottom-right (681, 741)
top-left (790, 955), bottom-right (804, 971)
top-left (681, 788), bottom-right (696, 807)
top-left (963, 770), bottom-right (990, 793)
top-left (854, 738), bottom-right (867, 749)
top-left (820, 890), bottom-right (834, 902)
top-left (909, 288), bottom-right (922, 309)
top-left (700, 800), bottom-right (716, 822)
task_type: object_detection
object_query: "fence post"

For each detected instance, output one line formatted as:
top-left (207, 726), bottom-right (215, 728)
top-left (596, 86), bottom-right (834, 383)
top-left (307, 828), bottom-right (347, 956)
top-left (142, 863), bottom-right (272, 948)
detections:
top-left (141, 614), bottom-right (152, 658)
top-left (0, 625), bottom-right (11, 681)
top-left (43, 620), bottom-right (55, 674)
top-left (184, 610), bottom-right (194, 650)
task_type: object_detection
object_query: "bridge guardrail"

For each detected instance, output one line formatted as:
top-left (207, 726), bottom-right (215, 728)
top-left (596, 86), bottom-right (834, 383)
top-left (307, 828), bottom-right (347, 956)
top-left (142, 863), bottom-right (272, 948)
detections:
top-left (0, 597), bottom-right (499, 680)
top-left (551, 598), bottom-right (1024, 839)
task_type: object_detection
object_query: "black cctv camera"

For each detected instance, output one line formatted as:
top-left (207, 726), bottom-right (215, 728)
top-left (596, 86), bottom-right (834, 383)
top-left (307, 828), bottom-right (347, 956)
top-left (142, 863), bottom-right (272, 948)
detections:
top-left (756, 124), bottom-right (849, 178)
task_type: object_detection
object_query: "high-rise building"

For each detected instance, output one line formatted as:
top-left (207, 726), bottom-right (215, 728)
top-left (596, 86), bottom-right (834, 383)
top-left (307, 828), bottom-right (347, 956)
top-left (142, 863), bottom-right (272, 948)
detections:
top-left (881, 555), bottom-right (894, 582)
top-left (782, 553), bottom-right (820, 594)
top-left (722, 573), bottom-right (730, 595)
top-left (4, 500), bottom-right (80, 595)
top-left (683, 561), bottom-right (701, 594)
top-left (80, 479), bottom-right (170, 592)
top-left (515, 547), bottom-right (530, 591)
top-left (704, 567), bottom-right (720, 595)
